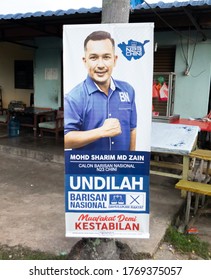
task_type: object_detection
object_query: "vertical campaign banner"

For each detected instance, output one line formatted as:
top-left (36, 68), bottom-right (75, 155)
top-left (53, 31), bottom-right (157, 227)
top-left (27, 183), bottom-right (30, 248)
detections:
top-left (63, 23), bottom-right (154, 238)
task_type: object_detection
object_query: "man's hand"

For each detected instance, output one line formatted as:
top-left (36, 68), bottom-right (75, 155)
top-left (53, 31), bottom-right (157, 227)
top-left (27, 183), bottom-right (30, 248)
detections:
top-left (64, 118), bottom-right (122, 149)
top-left (100, 118), bottom-right (122, 138)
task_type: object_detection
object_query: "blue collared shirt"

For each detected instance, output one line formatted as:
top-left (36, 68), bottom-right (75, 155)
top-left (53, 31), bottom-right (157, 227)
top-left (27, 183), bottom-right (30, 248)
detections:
top-left (64, 76), bottom-right (137, 151)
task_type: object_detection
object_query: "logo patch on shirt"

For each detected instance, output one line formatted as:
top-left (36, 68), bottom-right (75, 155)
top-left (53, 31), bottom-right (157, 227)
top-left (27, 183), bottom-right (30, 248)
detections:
top-left (119, 92), bottom-right (130, 102)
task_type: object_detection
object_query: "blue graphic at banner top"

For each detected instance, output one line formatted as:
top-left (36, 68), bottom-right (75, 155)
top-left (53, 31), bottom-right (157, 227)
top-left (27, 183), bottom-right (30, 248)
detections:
top-left (118, 39), bottom-right (150, 61)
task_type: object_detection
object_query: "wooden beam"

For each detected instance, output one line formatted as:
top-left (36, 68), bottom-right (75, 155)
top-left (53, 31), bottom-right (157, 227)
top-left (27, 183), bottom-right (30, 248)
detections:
top-left (183, 7), bottom-right (207, 41)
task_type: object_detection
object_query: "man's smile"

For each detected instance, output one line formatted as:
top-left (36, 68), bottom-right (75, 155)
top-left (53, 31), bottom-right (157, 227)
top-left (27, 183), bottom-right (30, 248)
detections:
top-left (95, 71), bottom-right (107, 76)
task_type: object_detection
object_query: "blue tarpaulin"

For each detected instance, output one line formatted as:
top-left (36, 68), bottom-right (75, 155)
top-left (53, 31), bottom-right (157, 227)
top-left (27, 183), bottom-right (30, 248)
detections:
top-left (130, 0), bottom-right (144, 8)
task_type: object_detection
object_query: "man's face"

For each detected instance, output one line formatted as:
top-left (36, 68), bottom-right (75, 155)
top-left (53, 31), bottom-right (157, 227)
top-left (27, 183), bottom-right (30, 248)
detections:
top-left (83, 39), bottom-right (118, 90)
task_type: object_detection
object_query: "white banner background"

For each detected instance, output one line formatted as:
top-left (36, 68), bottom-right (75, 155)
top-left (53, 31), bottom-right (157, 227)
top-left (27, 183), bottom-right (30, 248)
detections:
top-left (63, 23), bottom-right (154, 151)
top-left (63, 23), bottom-right (153, 238)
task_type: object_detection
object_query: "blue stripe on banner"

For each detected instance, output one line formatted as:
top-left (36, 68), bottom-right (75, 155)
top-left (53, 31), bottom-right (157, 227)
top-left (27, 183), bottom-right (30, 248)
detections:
top-left (65, 150), bottom-right (150, 175)
top-left (65, 174), bottom-right (149, 214)
top-left (65, 174), bottom-right (149, 192)
top-left (65, 198), bottom-right (149, 214)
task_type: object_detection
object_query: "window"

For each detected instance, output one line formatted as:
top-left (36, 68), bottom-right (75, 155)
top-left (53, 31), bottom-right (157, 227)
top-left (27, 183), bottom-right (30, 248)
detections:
top-left (14, 60), bottom-right (33, 89)
top-left (153, 47), bottom-right (176, 117)
top-left (153, 72), bottom-right (176, 117)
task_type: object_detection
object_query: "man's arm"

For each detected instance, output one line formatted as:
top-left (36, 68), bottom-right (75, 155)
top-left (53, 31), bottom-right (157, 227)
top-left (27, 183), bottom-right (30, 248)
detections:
top-left (64, 118), bottom-right (121, 149)
top-left (129, 128), bottom-right (136, 151)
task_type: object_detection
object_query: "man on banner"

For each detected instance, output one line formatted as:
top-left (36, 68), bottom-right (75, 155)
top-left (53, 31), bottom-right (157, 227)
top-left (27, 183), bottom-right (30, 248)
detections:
top-left (64, 31), bottom-right (137, 151)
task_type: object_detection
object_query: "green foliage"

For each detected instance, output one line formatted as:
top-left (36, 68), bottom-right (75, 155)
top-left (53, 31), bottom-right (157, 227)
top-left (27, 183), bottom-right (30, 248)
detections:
top-left (164, 226), bottom-right (211, 259)
top-left (0, 244), bottom-right (67, 260)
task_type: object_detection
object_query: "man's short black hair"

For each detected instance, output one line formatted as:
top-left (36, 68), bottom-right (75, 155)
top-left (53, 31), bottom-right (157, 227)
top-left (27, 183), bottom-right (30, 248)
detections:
top-left (84, 31), bottom-right (115, 49)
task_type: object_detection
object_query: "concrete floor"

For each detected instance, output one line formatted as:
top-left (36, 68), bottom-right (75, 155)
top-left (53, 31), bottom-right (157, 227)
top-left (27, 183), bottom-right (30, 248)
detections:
top-left (0, 126), bottom-right (64, 163)
top-left (0, 125), bottom-right (210, 258)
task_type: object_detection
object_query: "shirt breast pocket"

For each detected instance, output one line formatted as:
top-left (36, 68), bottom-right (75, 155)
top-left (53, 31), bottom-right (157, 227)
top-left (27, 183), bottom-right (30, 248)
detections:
top-left (118, 105), bottom-right (132, 126)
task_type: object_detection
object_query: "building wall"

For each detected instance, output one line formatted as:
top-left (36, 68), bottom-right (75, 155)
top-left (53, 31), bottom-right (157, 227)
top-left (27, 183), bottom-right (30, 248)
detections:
top-left (0, 38), bottom-right (62, 110)
top-left (0, 42), bottom-right (34, 108)
top-left (34, 37), bottom-right (62, 109)
top-left (1, 31), bottom-right (210, 118)
top-left (174, 37), bottom-right (211, 118)
top-left (155, 31), bottom-right (211, 118)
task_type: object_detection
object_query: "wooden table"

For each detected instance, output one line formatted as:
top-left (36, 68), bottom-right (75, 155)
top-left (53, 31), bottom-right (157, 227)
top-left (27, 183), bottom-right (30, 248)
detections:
top-left (9, 107), bottom-right (56, 137)
top-left (176, 149), bottom-right (211, 227)
top-left (172, 118), bottom-right (211, 149)
top-left (151, 122), bottom-right (200, 180)
top-left (172, 118), bottom-right (211, 132)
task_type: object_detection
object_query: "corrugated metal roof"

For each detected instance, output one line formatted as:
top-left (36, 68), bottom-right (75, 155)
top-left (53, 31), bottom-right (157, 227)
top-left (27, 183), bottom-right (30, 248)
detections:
top-left (0, 7), bottom-right (101, 20)
top-left (0, 1), bottom-right (211, 21)
top-left (137, 0), bottom-right (211, 10)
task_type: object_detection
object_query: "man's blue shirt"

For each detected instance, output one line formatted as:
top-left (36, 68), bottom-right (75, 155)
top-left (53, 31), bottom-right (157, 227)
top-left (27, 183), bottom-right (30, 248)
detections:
top-left (64, 76), bottom-right (137, 150)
